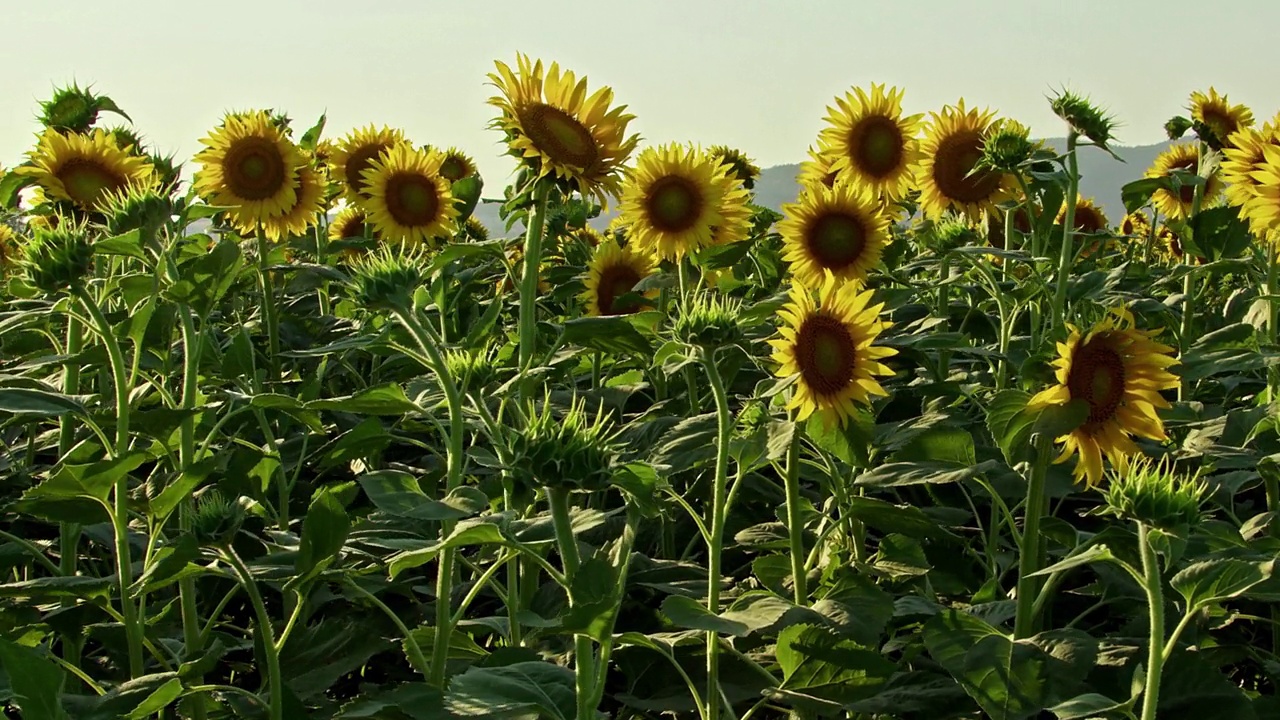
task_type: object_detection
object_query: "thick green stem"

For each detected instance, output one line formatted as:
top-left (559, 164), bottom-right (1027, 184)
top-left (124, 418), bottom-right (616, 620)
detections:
top-left (391, 307), bottom-right (466, 689)
top-left (1050, 133), bottom-right (1080, 333)
top-left (782, 430), bottom-right (807, 604)
top-left (256, 232), bottom-right (280, 382)
top-left (58, 315), bottom-right (84, 664)
top-left (74, 286), bottom-right (143, 677)
top-left (1178, 144), bottom-right (1208, 401)
top-left (1138, 523), bottom-right (1165, 720)
top-left (223, 548), bottom-right (284, 720)
top-left (177, 308), bottom-right (207, 720)
top-left (1014, 432), bottom-right (1053, 639)
top-left (1266, 243), bottom-right (1279, 402)
top-left (701, 349), bottom-right (733, 720)
top-left (518, 182), bottom-right (551, 371)
top-left (548, 487), bottom-right (596, 720)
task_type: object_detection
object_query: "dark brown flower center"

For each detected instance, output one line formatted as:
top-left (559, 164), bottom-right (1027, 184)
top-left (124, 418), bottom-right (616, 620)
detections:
top-left (346, 142), bottom-right (394, 197)
top-left (932, 130), bottom-right (1002, 204)
top-left (440, 154), bottom-right (472, 182)
top-left (596, 263), bottom-right (644, 315)
top-left (384, 173), bottom-right (441, 228)
top-left (1070, 206), bottom-right (1107, 234)
top-left (1067, 337), bottom-right (1126, 425)
top-left (518, 103), bottom-right (599, 168)
top-left (795, 313), bottom-right (857, 396)
top-left (58, 158), bottom-right (126, 208)
top-left (805, 209), bottom-right (868, 271)
top-left (336, 215), bottom-right (370, 239)
top-left (850, 116), bottom-right (905, 179)
top-left (644, 175), bottom-right (705, 234)
top-left (223, 136), bottom-right (289, 201)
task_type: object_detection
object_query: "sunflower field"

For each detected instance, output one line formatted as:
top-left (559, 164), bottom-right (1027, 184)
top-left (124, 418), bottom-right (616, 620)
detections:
top-left (2, 56), bottom-right (1280, 720)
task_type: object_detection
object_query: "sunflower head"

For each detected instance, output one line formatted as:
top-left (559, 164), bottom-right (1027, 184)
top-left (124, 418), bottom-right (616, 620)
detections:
top-left (0, 224), bottom-right (20, 277)
top-left (1049, 89), bottom-right (1118, 147)
top-left (489, 54), bottom-right (639, 205)
top-left (1190, 87), bottom-right (1254, 151)
top-left (331, 125), bottom-right (408, 202)
top-left (38, 83), bottom-right (127, 133)
top-left (819, 83), bottom-right (923, 199)
top-left (20, 129), bottom-right (156, 213)
top-left (797, 146), bottom-right (841, 191)
top-left (1164, 115), bottom-right (1193, 141)
top-left (435, 147), bottom-right (479, 183)
top-left (329, 206), bottom-right (374, 241)
top-left (242, 162), bottom-right (326, 241)
top-left (193, 110), bottom-right (304, 225)
top-left (1027, 309), bottom-right (1180, 486)
top-left (359, 145), bottom-right (459, 245)
top-left (101, 185), bottom-right (171, 237)
top-left (22, 222), bottom-right (95, 294)
top-left (917, 100), bottom-right (1015, 220)
top-left (672, 291), bottom-right (744, 349)
top-left (460, 216), bottom-right (490, 242)
top-left (348, 244), bottom-right (431, 311)
top-left (979, 119), bottom-right (1040, 173)
top-left (511, 394), bottom-right (620, 492)
top-left (778, 180), bottom-right (890, 288)
top-left (1221, 117), bottom-right (1280, 210)
top-left (1056, 197), bottom-right (1110, 235)
top-left (581, 238), bottom-right (654, 316)
top-left (1102, 455), bottom-right (1207, 531)
top-left (620, 143), bottom-right (752, 262)
top-left (1144, 143), bottom-right (1222, 220)
top-left (769, 277), bottom-right (897, 428)
top-left (1118, 211), bottom-right (1151, 239)
top-left (708, 145), bottom-right (761, 189)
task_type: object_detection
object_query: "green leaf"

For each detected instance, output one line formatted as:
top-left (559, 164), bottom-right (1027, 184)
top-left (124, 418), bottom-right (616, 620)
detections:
top-left (296, 485), bottom-right (351, 578)
top-left (776, 624), bottom-right (896, 707)
top-left (562, 316), bottom-right (653, 357)
top-left (1120, 177), bottom-right (1166, 214)
top-left (806, 411), bottom-right (873, 467)
top-left (0, 170), bottom-right (36, 209)
top-left (0, 387), bottom-right (85, 417)
top-left (562, 557), bottom-right (621, 642)
top-left (660, 595), bottom-right (746, 636)
top-left (846, 497), bottom-right (958, 540)
top-left (94, 229), bottom-right (146, 260)
top-left (0, 638), bottom-right (67, 720)
top-left (452, 175), bottom-right (484, 222)
top-left (986, 390), bottom-right (1035, 465)
top-left (131, 535), bottom-right (201, 596)
top-left (148, 460), bottom-right (214, 520)
top-left (125, 678), bottom-right (184, 719)
top-left (1189, 206), bottom-right (1252, 261)
top-left (856, 460), bottom-right (1002, 488)
top-left (358, 470), bottom-right (489, 521)
top-left (15, 452), bottom-right (147, 524)
top-left (299, 112), bottom-right (327, 151)
top-left (0, 576), bottom-right (113, 600)
top-left (308, 383), bottom-right (421, 415)
top-left (1049, 692), bottom-right (1128, 719)
top-left (1025, 544), bottom-right (1116, 579)
top-left (889, 426), bottom-right (977, 465)
top-left (1171, 558), bottom-right (1273, 611)
top-left (444, 661), bottom-right (577, 719)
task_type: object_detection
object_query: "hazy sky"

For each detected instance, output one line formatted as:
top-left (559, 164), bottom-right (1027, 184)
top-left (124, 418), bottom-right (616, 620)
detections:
top-left (4, 0), bottom-right (1278, 187)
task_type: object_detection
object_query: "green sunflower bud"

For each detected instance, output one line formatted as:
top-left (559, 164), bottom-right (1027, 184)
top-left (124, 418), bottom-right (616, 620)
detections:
top-left (1103, 455), bottom-right (1207, 531)
top-left (149, 153), bottom-right (184, 194)
top-left (38, 83), bottom-right (127, 133)
top-left (101, 186), bottom-right (171, 238)
top-left (192, 491), bottom-right (246, 547)
top-left (922, 217), bottom-right (980, 252)
top-left (511, 395), bottom-right (619, 492)
top-left (672, 291), bottom-right (744, 348)
top-left (348, 245), bottom-right (430, 311)
top-left (22, 222), bottom-right (94, 294)
top-left (1165, 116), bottom-right (1193, 141)
top-left (1049, 89), bottom-right (1118, 147)
top-left (105, 126), bottom-right (145, 155)
top-left (979, 119), bottom-right (1039, 173)
top-left (708, 145), bottom-right (761, 189)
top-left (443, 345), bottom-right (499, 393)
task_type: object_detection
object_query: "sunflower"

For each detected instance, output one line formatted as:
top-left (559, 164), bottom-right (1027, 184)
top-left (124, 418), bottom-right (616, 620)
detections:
top-left (238, 163), bottom-right (326, 241)
top-left (1118, 211), bottom-right (1150, 239)
top-left (769, 277), bottom-right (896, 428)
top-left (193, 111), bottom-right (303, 226)
top-left (573, 226), bottom-right (605, 248)
top-left (1240, 145), bottom-right (1280, 237)
top-left (0, 224), bottom-right (18, 277)
top-left (917, 100), bottom-right (1014, 220)
top-left (1190, 87), bottom-right (1254, 150)
top-left (778, 181), bottom-right (889, 289)
top-left (797, 146), bottom-right (841, 190)
top-left (819, 84), bottom-right (922, 199)
top-left (1221, 115), bottom-right (1280, 212)
top-left (1056, 197), bottom-right (1109, 235)
top-left (1155, 224), bottom-right (1196, 263)
top-left (359, 144), bottom-right (458, 244)
top-left (435, 147), bottom-right (478, 182)
top-left (619, 143), bottom-right (751, 261)
top-left (20, 129), bottom-right (155, 213)
top-left (329, 205), bottom-right (374, 241)
top-left (460, 217), bottom-right (490, 242)
top-left (707, 145), bottom-right (761, 189)
top-left (581, 238), bottom-right (655, 316)
top-left (331, 125), bottom-right (407, 202)
top-left (489, 53), bottom-right (639, 204)
top-left (1027, 309), bottom-right (1179, 486)
top-left (1144, 143), bottom-right (1223, 220)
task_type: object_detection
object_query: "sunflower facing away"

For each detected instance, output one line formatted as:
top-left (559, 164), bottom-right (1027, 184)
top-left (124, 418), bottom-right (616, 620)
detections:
top-left (21, 129), bottom-right (155, 212)
top-left (238, 162), bottom-right (326, 241)
top-left (778, 181), bottom-right (890, 289)
top-left (581, 238), bottom-right (655, 316)
top-left (331, 125), bottom-right (407, 202)
top-left (770, 277), bottom-right (897, 428)
top-left (359, 145), bottom-right (458, 244)
top-left (917, 100), bottom-right (1014, 220)
top-left (1144, 143), bottom-right (1223, 220)
top-left (819, 84), bottom-right (923, 199)
top-left (193, 111), bottom-right (304, 226)
top-left (1027, 309), bottom-right (1179, 486)
top-left (1189, 87), bottom-right (1254, 150)
top-left (489, 53), bottom-right (639, 204)
top-left (619, 143), bottom-right (751, 261)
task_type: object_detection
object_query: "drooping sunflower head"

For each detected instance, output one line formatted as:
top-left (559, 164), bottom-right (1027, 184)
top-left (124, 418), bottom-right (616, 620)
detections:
top-left (778, 181), bottom-right (890, 289)
top-left (1056, 197), bottom-right (1110, 235)
top-left (979, 119), bottom-right (1043, 173)
top-left (193, 110), bottom-right (304, 225)
top-left (707, 145), bottom-right (761, 189)
top-left (238, 162), bottom-right (326, 241)
top-left (619, 143), bottom-right (752, 262)
top-left (38, 83), bottom-right (123, 133)
top-left (330, 125), bottom-right (408, 202)
top-left (673, 291), bottom-right (745, 348)
top-left (797, 146), bottom-right (841, 191)
top-left (1190, 87), bottom-right (1254, 151)
top-left (769, 277), bottom-right (897, 428)
top-left (358, 144), bottom-right (459, 245)
top-left (1144, 143), bottom-right (1223, 220)
top-left (917, 100), bottom-right (1015, 220)
top-left (348, 243), bottom-right (431, 311)
top-left (819, 83), bottom-right (923, 199)
top-left (20, 129), bottom-right (155, 213)
top-left (100, 184), bottom-right (171, 237)
top-left (1049, 89), bottom-right (1118, 148)
top-left (21, 221), bottom-right (95, 295)
top-left (581, 238), bottom-right (655, 317)
top-left (434, 146), bottom-right (479, 183)
top-left (1118, 211), bottom-right (1151, 239)
top-left (1027, 309), bottom-right (1179, 486)
top-left (511, 394), bottom-right (620, 492)
top-left (489, 53), bottom-right (639, 204)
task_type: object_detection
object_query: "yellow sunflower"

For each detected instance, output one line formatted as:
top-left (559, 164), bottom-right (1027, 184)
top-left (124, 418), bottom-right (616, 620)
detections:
top-left (489, 53), bottom-right (639, 204)
top-left (819, 84), bottom-right (923, 199)
top-left (331, 125), bottom-right (408, 202)
top-left (618, 143), bottom-right (751, 262)
top-left (193, 111), bottom-right (303, 226)
top-left (359, 145), bottom-right (458, 244)
top-left (917, 100), bottom-right (1015, 220)
top-left (1118, 211), bottom-right (1150, 239)
top-left (20, 129), bottom-right (155, 212)
top-left (581, 239), bottom-right (655, 316)
top-left (329, 206), bottom-right (374, 241)
top-left (708, 145), bottom-right (761, 189)
top-left (573, 226), bottom-right (605, 248)
top-left (1056, 197), bottom-right (1109, 235)
top-left (1190, 87), bottom-right (1254, 150)
top-left (1221, 114), bottom-right (1280, 212)
top-left (434, 146), bottom-right (478, 182)
top-left (237, 163), bottom-right (326, 241)
top-left (0, 224), bottom-right (18, 277)
top-left (1027, 309), bottom-right (1179, 486)
top-left (778, 181), bottom-right (889, 289)
top-left (1144, 143), bottom-right (1223, 220)
top-left (769, 277), bottom-right (896, 428)
top-left (797, 146), bottom-right (841, 190)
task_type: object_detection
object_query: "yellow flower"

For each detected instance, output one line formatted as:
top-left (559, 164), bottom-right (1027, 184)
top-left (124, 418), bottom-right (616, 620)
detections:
top-left (359, 145), bottom-right (458, 245)
top-left (331, 125), bottom-right (408, 202)
top-left (0, 224), bottom-right (19, 277)
top-left (769, 277), bottom-right (896, 428)
top-left (917, 100), bottom-right (1014, 220)
top-left (434, 146), bottom-right (478, 182)
top-left (20, 129), bottom-right (154, 212)
top-left (819, 84), bottom-right (922, 199)
top-left (1144, 143), bottom-right (1222, 220)
top-left (236, 163), bottom-right (326, 241)
top-left (581, 239), bottom-right (655, 316)
top-left (329, 205), bottom-right (374, 241)
top-left (1190, 87), bottom-right (1253, 150)
top-left (1221, 113), bottom-right (1280, 214)
top-left (1118, 211), bottom-right (1150, 239)
top-left (489, 53), bottom-right (638, 204)
top-left (778, 181), bottom-right (889, 289)
top-left (1240, 144), bottom-right (1280, 238)
top-left (797, 146), bottom-right (840, 191)
top-left (707, 145), bottom-right (761, 189)
top-left (1028, 310), bottom-right (1179, 486)
top-left (619, 143), bottom-right (751, 262)
top-left (1056, 197), bottom-right (1109, 235)
top-left (193, 111), bottom-right (304, 227)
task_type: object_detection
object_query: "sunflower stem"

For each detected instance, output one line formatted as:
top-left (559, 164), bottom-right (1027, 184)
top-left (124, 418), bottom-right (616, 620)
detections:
top-left (255, 231), bottom-right (281, 383)
top-left (58, 314), bottom-right (84, 667)
top-left (221, 547), bottom-right (284, 720)
top-left (1050, 132), bottom-right (1080, 335)
top-left (548, 487), bottom-right (599, 720)
top-left (783, 428), bottom-right (807, 604)
top-left (1014, 431), bottom-right (1053, 639)
top-left (700, 347), bottom-right (734, 720)
top-left (1265, 242), bottom-right (1278, 403)
top-left (1138, 521), bottom-right (1166, 720)
top-left (177, 305), bottom-right (207, 720)
top-left (518, 181), bottom-right (551, 373)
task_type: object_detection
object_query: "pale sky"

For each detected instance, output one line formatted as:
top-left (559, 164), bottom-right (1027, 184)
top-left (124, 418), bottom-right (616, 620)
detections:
top-left (4, 0), bottom-right (1278, 187)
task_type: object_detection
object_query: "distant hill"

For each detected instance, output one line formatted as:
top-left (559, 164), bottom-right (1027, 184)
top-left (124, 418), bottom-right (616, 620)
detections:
top-left (470, 138), bottom-right (1175, 235)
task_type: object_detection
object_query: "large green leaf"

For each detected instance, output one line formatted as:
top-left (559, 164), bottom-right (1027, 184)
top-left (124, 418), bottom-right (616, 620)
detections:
top-left (444, 662), bottom-right (577, 719)
top-left (855, 460), bottom-right (1002, 488)
top-left (562, 316), bottom-right (653, 357)
top-left (775, 624), bottom-right (896, 709)
top-left (0, 637), bottom-right (67, 720)
top-left (296, 484), bottom-right (352, 578)
top-left (0, 387), bottom-right (86, 417)
top-left (357, 470), bottom-right (488, 521)
top-left (1171, 558), bottom-right (1273, 611)
top-left (308, 383), bottom-right (422, 415)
